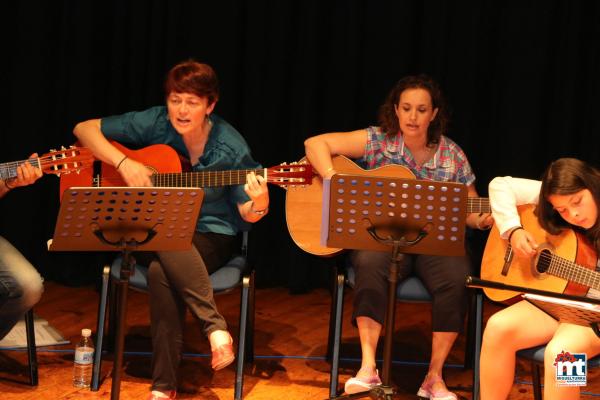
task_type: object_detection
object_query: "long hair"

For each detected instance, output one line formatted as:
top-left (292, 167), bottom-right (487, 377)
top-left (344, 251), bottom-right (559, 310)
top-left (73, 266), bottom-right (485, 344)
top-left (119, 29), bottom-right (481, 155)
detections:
top-left (377, 74), bottom-right (448, 146)
top-left (537, 158), bottom-right (600, 252)
top-left (164, 60), bottom-right (219, 105)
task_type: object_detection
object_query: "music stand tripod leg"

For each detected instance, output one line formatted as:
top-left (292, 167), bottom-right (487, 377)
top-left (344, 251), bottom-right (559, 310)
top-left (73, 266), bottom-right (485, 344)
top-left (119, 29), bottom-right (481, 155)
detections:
top-left (110, 250), bottom-right (135, 400)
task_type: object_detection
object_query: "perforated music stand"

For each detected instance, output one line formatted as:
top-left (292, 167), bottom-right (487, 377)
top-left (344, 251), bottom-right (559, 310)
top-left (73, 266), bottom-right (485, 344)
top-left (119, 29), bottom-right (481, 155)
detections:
top-left (324, 173), bottom-right (467, 399)
top-left (49, 187), bottom-right (203, 400)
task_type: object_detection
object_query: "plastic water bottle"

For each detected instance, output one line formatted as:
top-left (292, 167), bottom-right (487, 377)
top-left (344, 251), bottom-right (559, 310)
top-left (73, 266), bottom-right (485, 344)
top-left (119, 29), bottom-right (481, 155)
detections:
top-left (73, 328), bottom-right (94, 388)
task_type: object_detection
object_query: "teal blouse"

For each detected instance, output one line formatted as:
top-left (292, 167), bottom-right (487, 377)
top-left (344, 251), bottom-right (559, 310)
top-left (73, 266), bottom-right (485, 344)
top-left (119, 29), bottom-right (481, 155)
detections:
top-left (101, 106), bottom-right (260, 235)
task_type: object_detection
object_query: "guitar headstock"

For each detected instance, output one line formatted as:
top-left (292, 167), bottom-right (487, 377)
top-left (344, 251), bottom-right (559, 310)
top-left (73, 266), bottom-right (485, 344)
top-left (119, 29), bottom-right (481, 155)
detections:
top-left (266, 161), bottom-right (315, 187)
top-left (40, 146), bottom-right (95, 176)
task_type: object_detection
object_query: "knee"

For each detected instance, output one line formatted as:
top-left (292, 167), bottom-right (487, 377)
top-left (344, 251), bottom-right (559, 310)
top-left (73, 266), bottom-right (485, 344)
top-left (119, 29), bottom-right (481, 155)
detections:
top-left (18, 270), bottom-right (44, 309)
top-left (482, 312), bottom-right (515, 347)
top-left (147, 260), bottom-right (164, 283)
top-left (544, 338), bottom-right (567, 367)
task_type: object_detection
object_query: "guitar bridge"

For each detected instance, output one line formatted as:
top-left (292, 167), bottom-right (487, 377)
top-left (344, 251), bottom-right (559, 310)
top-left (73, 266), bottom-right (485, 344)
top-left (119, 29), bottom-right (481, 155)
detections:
top-left (501, 245), bottom-right (514, 276)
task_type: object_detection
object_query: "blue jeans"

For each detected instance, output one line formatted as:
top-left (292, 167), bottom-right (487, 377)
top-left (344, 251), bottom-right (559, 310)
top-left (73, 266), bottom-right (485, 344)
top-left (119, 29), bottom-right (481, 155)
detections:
top-left (0, 236), bottom-right (44, 340)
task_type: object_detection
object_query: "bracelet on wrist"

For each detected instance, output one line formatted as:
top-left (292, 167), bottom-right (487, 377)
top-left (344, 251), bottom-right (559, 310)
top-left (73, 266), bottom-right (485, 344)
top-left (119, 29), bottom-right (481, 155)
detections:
top-left (507, 226), bottom-right (524, 243)
top-left (116, 155), bottom-right (128, 170)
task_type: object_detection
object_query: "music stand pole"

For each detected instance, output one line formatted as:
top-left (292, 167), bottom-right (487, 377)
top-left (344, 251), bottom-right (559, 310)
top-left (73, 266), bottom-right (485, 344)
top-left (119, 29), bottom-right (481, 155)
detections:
top-left (323, 174), bottom-right (467, 400)
top-left (110, 245), bottom-right (136, 400)
top-left (382, 242), bottom-right (401, 386)
top-left (49, 187), bottom-right (204, 400)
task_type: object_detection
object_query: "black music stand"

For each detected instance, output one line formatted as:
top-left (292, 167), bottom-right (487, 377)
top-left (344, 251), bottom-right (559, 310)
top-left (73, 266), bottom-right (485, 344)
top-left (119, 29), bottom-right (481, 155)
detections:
top-left (466, 276), bottom-right (600, 337)
top-left (324, 174), bottom-right (467, 399)
top-left (49, 187), bottom-right (203, 400)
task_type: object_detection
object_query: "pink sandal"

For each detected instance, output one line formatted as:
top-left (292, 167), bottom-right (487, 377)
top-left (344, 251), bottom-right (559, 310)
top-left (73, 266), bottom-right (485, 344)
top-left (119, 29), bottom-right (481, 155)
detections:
top-left (344, 370), bottom-right (382, 394)
top-left (147, 390), bottom-right (176, 400)
top-left (416, 375), bottom-right (457, 400)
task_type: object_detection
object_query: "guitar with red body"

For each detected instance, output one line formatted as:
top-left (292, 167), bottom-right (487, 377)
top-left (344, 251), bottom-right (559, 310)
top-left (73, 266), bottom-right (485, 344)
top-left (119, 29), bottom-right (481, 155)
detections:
top-left (60, 141), bottom-right (314, 198)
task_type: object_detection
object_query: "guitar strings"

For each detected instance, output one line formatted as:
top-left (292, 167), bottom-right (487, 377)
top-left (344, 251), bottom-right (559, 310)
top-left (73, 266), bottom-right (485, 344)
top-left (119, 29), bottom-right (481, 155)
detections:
top-left (537, 251), bottom-right (600, 288)
top-left (89, 168), bottom-right (271, 187)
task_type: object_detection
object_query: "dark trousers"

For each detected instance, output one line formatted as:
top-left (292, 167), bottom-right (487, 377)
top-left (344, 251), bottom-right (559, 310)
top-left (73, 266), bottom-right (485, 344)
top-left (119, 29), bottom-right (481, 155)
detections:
top-left (350, 250), bottom-right (472, 332)
top-left (147, 232), bottom-right (237, 391)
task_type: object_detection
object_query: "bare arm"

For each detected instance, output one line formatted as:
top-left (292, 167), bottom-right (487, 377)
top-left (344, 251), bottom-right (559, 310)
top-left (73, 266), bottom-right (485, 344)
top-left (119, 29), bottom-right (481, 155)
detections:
top-left (0, 154), bottom-right (43, 198)
top-left (237, 173), bottom-right (270, 223)
top-left (489, 176), bottom-right (542, 257)
top-left (304, 129), bottom-right (368, 179)
top-left (73, 119), bottom-right (152, 186)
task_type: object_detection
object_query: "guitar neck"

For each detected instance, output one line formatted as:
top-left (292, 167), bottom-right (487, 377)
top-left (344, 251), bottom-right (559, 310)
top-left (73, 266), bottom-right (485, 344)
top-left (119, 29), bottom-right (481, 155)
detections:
top-left (467, 197), bottom-right (490, 214)
top-left (152, 169), bottom-right (265, 188)
top-left (0, 159), bottom-right (40, 180)
top-left (547, 254), bottom-right (600, 291)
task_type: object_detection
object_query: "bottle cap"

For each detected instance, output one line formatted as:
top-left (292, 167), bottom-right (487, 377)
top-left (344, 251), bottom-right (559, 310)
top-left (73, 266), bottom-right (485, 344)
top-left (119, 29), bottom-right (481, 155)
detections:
top-left (81, 328), bottom-right (92, 337)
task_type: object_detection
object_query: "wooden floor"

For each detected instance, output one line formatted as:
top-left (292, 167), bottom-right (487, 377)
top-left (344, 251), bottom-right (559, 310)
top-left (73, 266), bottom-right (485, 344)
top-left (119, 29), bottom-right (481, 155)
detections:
top-left (1, 281), bottom-right (599, 399)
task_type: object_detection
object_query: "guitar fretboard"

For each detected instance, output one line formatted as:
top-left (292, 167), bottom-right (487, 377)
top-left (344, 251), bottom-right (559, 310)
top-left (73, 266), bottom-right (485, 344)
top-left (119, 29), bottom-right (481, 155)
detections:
top-left (466, 197), bottom-right (490, 214)
top-left (544, 252), bottom-right (600, 291)
top-left (151, 169), bottom-right (266, 188)
top-left (0, 159), bottom-right (40, 181)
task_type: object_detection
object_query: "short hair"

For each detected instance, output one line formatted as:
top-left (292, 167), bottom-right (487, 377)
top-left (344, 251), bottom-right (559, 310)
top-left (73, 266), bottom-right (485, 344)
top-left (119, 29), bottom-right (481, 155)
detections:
top-left (164, 60), bottom-right (219, 105)
top-left (377, 74), bottom-right (448, 146)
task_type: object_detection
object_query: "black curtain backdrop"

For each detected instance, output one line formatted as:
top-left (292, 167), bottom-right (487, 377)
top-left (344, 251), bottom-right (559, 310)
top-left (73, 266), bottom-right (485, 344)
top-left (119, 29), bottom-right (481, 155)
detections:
top-left (1, 1), bottom-right (599, 291)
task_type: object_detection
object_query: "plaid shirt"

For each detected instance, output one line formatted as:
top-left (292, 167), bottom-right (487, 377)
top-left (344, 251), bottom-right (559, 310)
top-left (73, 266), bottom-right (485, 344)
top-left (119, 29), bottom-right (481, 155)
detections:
top-left (361, 126), bottom-right (476, 185)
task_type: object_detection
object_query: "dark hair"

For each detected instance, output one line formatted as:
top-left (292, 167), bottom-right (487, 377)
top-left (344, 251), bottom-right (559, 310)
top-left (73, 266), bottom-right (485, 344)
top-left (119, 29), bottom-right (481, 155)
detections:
top-left (164, 60), bottom-right (219, 105)
top-left (377, 74), bottom-right (448, 146)
top-left (537, 158), bottom-right (600, 251)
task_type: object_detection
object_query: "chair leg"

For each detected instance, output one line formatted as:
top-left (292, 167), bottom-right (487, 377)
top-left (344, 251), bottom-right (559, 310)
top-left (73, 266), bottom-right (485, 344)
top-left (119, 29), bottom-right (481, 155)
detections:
top-left (92, 265), bottom-right (111, 391)
top-left (532, 362), bottom-right (542, 400)
top-left (246, 270), bottom-right (255, 363)
top-left (24, 309), bottom-right (38, 386)
top-left (107, 272), bottom-right (118, 352)
top-left (235, 270), bottom-right (253, 400)
top-left (326, 266), bottom-right (338, 361)
top-left (471, 291), bottom-right (483, 400)
top-left (329, 270), bottom-right (345, 399)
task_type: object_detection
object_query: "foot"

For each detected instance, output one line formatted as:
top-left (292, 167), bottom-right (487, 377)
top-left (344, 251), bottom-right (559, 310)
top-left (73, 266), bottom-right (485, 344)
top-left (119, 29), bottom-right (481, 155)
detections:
top-left (210, 330), bottom-right (235, 370)
top-left (147, 390), bottom-right (176, 400)
top-left (344, 368), bottom-right (382, 394)
top-left (416, 374), bottom-right (456, 400)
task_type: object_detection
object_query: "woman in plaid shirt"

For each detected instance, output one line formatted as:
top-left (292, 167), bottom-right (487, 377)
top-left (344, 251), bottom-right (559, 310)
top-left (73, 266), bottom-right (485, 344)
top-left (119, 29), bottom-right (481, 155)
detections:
top-left (305, 74), bottom-right (492, 399)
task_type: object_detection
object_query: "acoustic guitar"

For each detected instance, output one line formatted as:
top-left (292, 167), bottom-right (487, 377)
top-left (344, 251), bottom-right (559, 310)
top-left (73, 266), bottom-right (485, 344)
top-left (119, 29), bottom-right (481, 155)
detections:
top-left (285, 155), bottom-right (490, 256)
top-left (480, 204), bottom-right (599, 302)
top-left (59, 141), bottom-right (314, 198)
top-left (1, 146), bottom-right (93, 180)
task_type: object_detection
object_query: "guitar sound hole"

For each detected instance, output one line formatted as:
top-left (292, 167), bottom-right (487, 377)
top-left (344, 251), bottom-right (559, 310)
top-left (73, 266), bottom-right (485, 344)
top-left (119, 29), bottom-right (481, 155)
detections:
top-left (536, 249), bottom-right (552, 273)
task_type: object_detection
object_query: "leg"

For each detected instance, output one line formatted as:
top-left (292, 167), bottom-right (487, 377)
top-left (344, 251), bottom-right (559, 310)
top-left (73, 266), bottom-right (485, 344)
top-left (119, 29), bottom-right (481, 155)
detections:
top-left (155, 232), bottom-right (235, 338)
top-left (147, 232), bottom-right (236, 393)
top-left (543, 323), bottom-right (600, 400)
top-left (414, 254), bottom-right (469, 396)
top-left (345, 250), bottom-right (406, 393)
top-left (148, 260), bottom-right (186, 393)
top-left (479, 301), bottom-right (557, 400)
top-left (0, 236), bottom-right (43, 340)
top-left (356, 316), bottom-right (383, 375)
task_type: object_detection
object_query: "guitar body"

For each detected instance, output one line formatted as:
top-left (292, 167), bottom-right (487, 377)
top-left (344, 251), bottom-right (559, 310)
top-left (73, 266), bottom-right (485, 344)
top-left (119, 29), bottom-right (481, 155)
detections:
top-left (481, 204), bottom-right (596, 302)
top-left (59, 142), bottom-right (182, 198)
top-left (285, 155), bottom-right (415, 256)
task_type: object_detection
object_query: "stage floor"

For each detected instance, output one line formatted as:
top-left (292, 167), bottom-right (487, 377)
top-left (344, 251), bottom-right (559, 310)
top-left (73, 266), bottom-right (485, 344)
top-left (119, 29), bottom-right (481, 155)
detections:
top-left (1, 281), bottom-right (598, 399)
